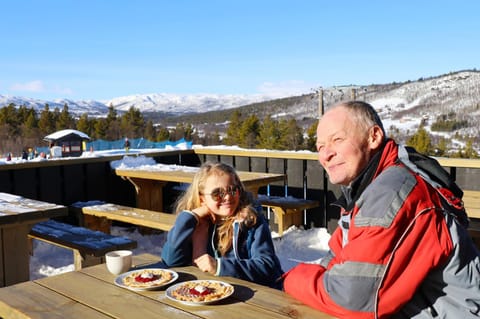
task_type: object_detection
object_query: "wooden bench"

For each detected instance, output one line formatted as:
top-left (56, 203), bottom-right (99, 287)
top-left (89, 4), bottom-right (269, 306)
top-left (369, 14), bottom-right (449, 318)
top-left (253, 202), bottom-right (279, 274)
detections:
top-left (29, 220), bottom-right (137, 270)
top-left (463, 190), bottom-right (480, 248)
top-left (81, 203), bottom-right (177, 233)
top-left (468, 220), bottom-right (480, 248)
top-left (463, 190), bottom-right (480, 219)
top-left (258, 195), bottom-right (320, 236)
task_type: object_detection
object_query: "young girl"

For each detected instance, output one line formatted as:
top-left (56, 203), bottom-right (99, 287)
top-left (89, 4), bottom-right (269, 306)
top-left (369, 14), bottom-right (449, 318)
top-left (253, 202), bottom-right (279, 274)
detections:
top-left (161, 162), bottom-right (284, 288)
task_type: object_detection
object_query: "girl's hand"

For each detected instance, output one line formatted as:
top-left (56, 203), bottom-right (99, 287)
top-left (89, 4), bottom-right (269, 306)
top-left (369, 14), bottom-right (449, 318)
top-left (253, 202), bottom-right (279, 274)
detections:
top-left (191, 220), bottom-right (208, 260)
top-left (193, 254), bottom-right (217, 275)
top-left (192, 205), bottom-right (215, 222)
top-left (191, 208), bottom-right (210, 260)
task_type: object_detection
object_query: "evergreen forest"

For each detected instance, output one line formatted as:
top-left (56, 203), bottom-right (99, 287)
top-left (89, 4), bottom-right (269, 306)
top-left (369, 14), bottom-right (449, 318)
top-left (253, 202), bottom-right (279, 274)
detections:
top-left (0, 102), bottom-right (478, 159)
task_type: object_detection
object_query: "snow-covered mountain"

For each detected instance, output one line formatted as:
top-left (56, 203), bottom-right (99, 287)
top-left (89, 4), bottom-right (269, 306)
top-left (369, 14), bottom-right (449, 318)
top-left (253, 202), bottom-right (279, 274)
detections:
top-left (1, 70), bottom-right (479, 139)
top-left (0, 92), bottom-right (281, 117)
top-left (0, 95), bottom-right (110, 116)
top-left (106, 93), bottom-right (278, 114)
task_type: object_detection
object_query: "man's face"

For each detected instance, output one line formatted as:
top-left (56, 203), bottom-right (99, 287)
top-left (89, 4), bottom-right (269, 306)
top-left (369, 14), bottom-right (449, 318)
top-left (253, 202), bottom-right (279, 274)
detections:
top-left (316, 107), bottom-right (373, 186)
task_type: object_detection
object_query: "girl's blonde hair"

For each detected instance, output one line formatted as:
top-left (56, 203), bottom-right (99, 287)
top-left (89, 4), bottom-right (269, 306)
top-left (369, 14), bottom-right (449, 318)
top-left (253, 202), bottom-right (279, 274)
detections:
top-left (174, 162), bottom-right (258, 256)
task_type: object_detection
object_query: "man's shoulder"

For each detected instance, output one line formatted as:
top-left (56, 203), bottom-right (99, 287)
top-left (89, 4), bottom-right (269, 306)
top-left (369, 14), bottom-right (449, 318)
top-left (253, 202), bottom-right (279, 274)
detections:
top-left (355, 166), bottom-right (418, 226)
top-left (367, 165), bottom-right (417, 197)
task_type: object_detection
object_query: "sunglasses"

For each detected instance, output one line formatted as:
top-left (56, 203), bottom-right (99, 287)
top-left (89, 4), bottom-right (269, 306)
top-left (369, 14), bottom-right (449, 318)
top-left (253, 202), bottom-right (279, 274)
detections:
top-left (203, 185), bottom-right (241, 202)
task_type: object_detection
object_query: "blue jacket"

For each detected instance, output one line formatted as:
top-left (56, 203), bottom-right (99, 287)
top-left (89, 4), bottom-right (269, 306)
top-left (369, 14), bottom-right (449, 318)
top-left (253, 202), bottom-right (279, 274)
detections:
top-left (161, 209), bottom-right (284, 289)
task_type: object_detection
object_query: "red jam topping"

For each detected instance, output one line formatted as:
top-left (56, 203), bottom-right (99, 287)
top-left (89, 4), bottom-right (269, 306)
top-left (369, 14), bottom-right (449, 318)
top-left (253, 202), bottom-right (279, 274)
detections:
top-left (134, 274), bottom-right (160, 283)
top-left (189, 285), bottom-right (212, 296)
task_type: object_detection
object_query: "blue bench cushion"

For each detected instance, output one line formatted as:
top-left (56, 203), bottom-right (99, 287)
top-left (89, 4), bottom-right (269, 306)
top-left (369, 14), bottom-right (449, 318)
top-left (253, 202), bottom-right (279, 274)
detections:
top-left (30, 220), bottom-right (137, 256)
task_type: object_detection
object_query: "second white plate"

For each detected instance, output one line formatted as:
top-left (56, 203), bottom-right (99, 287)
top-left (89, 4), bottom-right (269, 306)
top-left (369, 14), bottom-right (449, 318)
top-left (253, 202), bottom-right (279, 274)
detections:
top-left (166, 280), bottom-right (234, 306)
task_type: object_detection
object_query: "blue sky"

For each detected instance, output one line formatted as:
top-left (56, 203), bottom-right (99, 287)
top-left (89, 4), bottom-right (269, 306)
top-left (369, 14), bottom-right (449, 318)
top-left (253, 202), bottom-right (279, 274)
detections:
top-left (1, 0), bottom-right (479, 101)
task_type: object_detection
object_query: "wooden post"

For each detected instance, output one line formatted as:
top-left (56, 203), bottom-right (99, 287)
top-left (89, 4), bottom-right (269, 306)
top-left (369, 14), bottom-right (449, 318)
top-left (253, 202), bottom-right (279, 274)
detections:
top-left (318, 89), bottom-right (324, 118)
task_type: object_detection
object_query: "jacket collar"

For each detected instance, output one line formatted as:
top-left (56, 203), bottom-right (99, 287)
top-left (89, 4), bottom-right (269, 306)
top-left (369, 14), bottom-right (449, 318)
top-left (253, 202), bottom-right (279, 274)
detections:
top-left (336, 139), bottom-right (398, 211)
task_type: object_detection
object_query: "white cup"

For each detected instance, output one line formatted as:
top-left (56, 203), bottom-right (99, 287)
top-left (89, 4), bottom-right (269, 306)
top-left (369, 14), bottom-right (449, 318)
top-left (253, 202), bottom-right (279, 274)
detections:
top-left (105, 250), bottom-right (133, 275)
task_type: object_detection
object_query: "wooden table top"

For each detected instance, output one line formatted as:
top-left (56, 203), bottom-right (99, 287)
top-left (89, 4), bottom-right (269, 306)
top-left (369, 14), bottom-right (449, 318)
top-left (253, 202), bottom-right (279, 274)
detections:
top-left (115, 166), bottom-right (286, 187)
top-left (0, 192), bottom-right (68, 287)
top-left (0, 192), bottom-right (67, 225)
top-left (0, 253), bottom-right (335, 319)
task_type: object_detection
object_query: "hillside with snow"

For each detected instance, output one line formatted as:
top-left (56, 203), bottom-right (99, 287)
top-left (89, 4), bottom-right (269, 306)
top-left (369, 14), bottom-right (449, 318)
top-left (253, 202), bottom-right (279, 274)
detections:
top-left (368, 71), bottom-right (480, 139)
top-left (1, 70), bottom-right (479, 145)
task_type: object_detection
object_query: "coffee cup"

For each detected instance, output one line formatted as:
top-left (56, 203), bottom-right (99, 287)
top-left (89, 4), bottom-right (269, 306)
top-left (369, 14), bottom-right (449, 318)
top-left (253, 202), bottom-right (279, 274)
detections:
top-left (105, 250), bottom-right (132, 275)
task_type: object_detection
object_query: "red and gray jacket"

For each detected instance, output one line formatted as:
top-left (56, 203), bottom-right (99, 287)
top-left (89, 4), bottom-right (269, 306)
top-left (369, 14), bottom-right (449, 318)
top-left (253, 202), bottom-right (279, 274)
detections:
top-left (283, 139), bottom-right (480, 318)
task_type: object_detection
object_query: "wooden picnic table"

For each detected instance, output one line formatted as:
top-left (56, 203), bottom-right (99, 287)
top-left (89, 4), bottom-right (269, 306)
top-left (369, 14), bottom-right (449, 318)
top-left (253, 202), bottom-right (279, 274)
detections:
top-left (115, 165), bottom-right (286, 212)
top-left (0, 253), bottom-right (336, 319)
top-left (0, 192), bottom-right (67, 287)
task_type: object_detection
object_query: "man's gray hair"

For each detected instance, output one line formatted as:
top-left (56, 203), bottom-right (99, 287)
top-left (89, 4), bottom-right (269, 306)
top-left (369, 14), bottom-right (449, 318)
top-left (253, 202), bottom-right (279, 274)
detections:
top-left (332, 101), bottom-right (386, 137)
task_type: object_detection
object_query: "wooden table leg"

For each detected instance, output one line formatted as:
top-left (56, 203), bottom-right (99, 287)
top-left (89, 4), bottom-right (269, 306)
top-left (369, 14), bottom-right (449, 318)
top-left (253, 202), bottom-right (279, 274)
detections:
top-left (0, 224), bottom-right (32, 286)
top-left (127, 178), bottom-right (167, 211)
top-left (244, 187), bottom-right (259, 198)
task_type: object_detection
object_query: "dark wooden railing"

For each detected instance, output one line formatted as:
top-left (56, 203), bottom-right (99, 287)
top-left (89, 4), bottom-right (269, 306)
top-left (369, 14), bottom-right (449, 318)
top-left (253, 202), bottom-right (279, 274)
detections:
top-left (1, 148), bottom-right (479, 231)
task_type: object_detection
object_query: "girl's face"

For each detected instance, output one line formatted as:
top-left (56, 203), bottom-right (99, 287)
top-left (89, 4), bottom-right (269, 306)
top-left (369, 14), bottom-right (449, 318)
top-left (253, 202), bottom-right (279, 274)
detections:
top-left (201, 172), bottom-right (240, 219)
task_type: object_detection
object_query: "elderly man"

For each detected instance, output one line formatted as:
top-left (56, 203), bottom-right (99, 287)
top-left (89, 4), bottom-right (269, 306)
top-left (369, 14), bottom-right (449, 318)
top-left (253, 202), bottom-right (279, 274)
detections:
top-left (283, 101), bottom-right (480, 318)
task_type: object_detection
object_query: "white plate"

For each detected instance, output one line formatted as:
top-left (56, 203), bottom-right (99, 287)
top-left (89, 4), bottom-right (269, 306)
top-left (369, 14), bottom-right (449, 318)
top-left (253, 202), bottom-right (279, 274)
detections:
top-left (114, 268), bottom-right (178, 291)
top-left (166, 280), bottom-right (234, 305)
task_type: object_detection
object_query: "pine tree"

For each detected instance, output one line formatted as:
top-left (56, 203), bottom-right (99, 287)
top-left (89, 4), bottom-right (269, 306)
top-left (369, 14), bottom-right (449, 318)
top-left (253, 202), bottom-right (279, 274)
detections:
top-left (104, 104), bottom-right (121, 140)
top-left (57, 104), bottom-right (75, 129)
top-left (407, 126), bottom-right (433, 155)
top-left (305, 121), bottom-right (318, 152)
top-left (38, 104), bottom-right (56, 136)
top-left (462, 139), bottom-right (478, 158)
top-left (0, 104), bottom-right (20, 137)
top-left (224, 110), bottom-right (242, 145)
top-left (171, 123), bottom-right (185, 141)
top-left (144, 120), bottom-right (156, 141)
top-left (106, 104), bottom-right (117, 123)
top-left (120, 106), bottom-right (144, 138)
top-left (239, 114), bottom-right (259, 148)
top-left (182, 123), bottom-right (194, 141)
top-left (17, 105), bottom-right (32, 124)
top-left (434, 137), bottom-right (449, 156)
top-left (23, 111), bottom-right (39, 138)
top-left (93, 118), bottom-right (108, 139)
top-left (76, 113), bottom-right (91, 136)
top-left (279, 118), bottom-right (304, 151)
top-left (52, 107), bottom-right (61, 131)
top-left (156, 126), bottom-right (170, 142)
top-left (257, 115), bottom-right (281, 149)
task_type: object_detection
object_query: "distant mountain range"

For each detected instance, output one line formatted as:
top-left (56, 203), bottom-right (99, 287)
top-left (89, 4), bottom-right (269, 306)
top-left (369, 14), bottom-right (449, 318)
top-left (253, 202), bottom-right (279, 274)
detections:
top-left (1, 70), bottom-right (479, 144)
top-left (0, 92), bottom-right (282, 117)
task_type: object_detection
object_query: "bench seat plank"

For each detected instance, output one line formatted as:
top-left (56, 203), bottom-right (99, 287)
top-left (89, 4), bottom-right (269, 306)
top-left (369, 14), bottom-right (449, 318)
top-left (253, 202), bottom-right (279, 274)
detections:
top-left (81, 203), bottom-right (177, 232)
top-left (29, 220), bottom-right (137, 270)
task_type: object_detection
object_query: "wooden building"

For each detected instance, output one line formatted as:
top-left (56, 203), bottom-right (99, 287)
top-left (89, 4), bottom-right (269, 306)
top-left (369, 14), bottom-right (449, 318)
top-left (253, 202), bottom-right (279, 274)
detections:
top-left (44, 129), bottom-right (90, 158)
